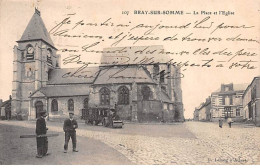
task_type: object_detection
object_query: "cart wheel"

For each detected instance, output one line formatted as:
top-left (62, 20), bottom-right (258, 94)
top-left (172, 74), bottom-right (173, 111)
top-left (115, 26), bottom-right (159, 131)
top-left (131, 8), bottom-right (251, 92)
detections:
top-left (94, 120), bottom-right (99, 125)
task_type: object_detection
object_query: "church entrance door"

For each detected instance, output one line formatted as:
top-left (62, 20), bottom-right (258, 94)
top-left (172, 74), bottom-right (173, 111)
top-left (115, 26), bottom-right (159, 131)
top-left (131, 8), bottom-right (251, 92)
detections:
top-left (35, 101), bottom-right (43, 118)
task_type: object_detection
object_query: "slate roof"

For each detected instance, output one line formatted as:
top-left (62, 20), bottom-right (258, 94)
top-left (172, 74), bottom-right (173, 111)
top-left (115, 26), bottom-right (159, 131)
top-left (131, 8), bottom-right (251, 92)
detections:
top-left (47, 67), bottom-right (100, 85)
top-left (213, 83), bottom-right (249, 93)
top-left (160, 91), bottom-right (172, 103)
top-left (17, 9), bottom-right (55, 48)
top-left (93, 66), bottom-right (156, 85)
top-left (30, 85), bottom-right (90, 98)
top-left (0, 100), bottom-right (11, 107)
top-left (243, 76), bottom-right (260, 97)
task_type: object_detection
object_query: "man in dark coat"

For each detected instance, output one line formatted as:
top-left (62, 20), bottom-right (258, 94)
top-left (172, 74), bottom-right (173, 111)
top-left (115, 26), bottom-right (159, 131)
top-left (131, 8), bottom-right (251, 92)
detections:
top-left (63, 112), bottom-right (78, 153)
top-left (36, 110), bottom-right (48, 158)
top-left (219, 118), bottom-right (223, 128)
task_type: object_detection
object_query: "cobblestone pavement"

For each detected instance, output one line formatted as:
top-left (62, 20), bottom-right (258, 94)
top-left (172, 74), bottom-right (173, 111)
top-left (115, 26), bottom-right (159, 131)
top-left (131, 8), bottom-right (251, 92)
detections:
top-left (185, 122), bottom-right (260, 165)
top-left (0, 120), bottom-right (259, 165)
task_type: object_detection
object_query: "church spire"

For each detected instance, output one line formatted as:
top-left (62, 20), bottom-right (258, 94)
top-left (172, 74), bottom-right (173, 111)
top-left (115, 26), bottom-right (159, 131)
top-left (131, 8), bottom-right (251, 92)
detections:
top-left (17, 9), bottom-right (56, 49)
top-left (35, 7), bottom-right (41, 16)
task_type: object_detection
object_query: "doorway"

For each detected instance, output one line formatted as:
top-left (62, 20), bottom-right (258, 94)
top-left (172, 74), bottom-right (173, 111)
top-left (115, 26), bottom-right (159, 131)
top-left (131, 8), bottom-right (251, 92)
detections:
top-left (35, 101), bottom-right (43, 118)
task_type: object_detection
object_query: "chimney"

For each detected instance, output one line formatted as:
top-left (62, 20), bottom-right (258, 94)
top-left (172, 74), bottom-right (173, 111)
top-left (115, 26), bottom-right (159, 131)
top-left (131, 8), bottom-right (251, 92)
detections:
top-left (221, 84), bottom-right (225, 92)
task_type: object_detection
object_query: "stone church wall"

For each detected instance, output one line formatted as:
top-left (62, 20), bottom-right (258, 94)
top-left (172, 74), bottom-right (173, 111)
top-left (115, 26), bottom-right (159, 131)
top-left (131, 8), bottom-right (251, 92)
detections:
top-left (48, 96), bottom-right (88, 120)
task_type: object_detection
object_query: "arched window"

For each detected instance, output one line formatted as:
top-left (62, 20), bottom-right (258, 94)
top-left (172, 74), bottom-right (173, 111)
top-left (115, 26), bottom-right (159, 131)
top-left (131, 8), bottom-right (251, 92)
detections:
top-left (51, 99), bottom-right (58, 112)
top-left (83, 97), bottom-right (89, 109)
top-left (68, 99), bottom-right (74, 111)
top-left (118, 86), bottom-right (129, 105)
top-left (100, 87), bottom-right (110, 105)
top-left (47, 48), bottom-right (52, 64)
top-left (26, 44), bottom-right (34, 61)
top-left (161, 86), bottom-right (166, 92)
top-left (153, 64), bottom-right (159, 79)
top-left (160, 70), bottom-right (165, 83)
top-left (141, 85), bottom-right (151, 100)
top-left (48, 69), bottom-right (52, 81)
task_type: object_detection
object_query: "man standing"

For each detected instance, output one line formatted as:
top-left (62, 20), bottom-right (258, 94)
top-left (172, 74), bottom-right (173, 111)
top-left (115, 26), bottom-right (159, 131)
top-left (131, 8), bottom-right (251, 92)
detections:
top-left (36, 110), bottom-right (48, 158)
top-left (219, 118), bottom-right (223, 128)
top-left (63, 112), bottom-right (78, 153)
top-left (227, 117), bottom-right (233, 128)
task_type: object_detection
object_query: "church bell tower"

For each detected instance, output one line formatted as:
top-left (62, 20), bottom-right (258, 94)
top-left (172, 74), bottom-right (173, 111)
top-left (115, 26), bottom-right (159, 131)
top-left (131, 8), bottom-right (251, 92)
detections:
top-left (11, 8), bottom-right (60, 120)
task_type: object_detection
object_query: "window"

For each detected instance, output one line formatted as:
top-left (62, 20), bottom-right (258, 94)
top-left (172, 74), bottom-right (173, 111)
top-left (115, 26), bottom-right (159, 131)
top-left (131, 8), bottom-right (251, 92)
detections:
top-left (161, 86), bottom-right (166, 92)
top-left (211, 97), bottom-right (215, 104)
top-left (230, 96), bottom-right (233, 105)
top-left (47, 48), bottom-right (52, 64)
top-left (222, 96), bottom-right (225, 105)
top-left (160, 70), bottom-right (165, 83)
top-left (48, 69), bottom-right (52, 81)
top-left (173, 91), bottom-right (177, 101)
top-left (236, 109), bottom-right (240, 116)
top-left (224, 106), bottom-right (232, 118)
top-left (141, 85), bottom-right (151, 100)
top-left (169, 104), bottom-right (173, 110)
top-left (225, 96), bottom-right (230, 105)
top-left (51, 99), bottom-right (58, 112)
top-left (26, 44), bottom-right (34, 60)
top-left (225, 86), bottom-right (229, 91)
top-left (251, 86), bottom-right (256, 101)
top-left (100, 87), bottom-right (110, 105)
top-left (84, 97), bottom-right (89, 109)
top-left (153, 64), bottom-right (159, 79)
top-left (68, 99), bottom-right (74, 111)
top-left (21, 51), bottom-right (25, 60)
top-left (118, 86), bottom-right (129, 105)
top-left (56, 61), bottom-right (59, 68)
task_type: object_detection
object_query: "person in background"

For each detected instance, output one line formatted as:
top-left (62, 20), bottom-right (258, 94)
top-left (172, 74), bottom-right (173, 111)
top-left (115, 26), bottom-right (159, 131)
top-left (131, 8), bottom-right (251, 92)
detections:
top-left (36, 110), bottom-right (49, 158)
top-left (227, 117), bottom-right (233, 128)
top-left (219, 118), bottom-right (223, 128)
top-left (63, 112), bottom-right (78, 153)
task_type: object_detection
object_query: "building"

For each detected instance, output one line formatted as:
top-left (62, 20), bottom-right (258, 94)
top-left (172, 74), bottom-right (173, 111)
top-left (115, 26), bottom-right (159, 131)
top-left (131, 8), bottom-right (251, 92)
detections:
top-left (0, 96), bottom-right (12, 120)
top-left (193, 108), bottom-right (199, 121)
top-left (193, 97), bottom-right (211, 121)
top-left (210, 83), bottom-right (248, 122)
top-left (11, 9), bottom-right (184, 122)
top-left (242, 76), bottom-right (260, 126)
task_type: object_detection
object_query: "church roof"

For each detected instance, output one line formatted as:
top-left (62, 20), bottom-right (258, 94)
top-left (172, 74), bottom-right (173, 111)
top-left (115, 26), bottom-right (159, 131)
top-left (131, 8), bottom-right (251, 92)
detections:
top-left (47, 67), bottom-right (100, 85)
top-left (17, 9), bottom-right (55, 48)
top-left (30, 85), bottom-right (90, 98)
top-left (0, 99), bottom-right (11, 108)
top-left (160, 91), bottom-right (172, 103)
top-left (93, 66), bottom-right (156, 85)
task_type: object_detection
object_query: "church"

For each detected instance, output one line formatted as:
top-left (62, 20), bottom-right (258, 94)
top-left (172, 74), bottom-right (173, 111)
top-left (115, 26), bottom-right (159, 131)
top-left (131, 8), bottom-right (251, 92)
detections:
top-left (11, 9), bottom-right (184, 122)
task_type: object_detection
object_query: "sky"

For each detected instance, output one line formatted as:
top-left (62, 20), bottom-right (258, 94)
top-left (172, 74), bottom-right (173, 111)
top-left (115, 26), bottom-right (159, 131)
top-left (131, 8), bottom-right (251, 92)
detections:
top-left (0, 0), bottom-right (259, 119)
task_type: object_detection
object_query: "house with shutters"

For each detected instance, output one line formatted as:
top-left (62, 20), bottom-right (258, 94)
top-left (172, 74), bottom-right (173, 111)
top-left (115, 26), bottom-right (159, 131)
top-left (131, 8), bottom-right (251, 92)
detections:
top-left (210, 83), bottom-right (248, 122)
top-left (242, 76), bottom-right (260, 126)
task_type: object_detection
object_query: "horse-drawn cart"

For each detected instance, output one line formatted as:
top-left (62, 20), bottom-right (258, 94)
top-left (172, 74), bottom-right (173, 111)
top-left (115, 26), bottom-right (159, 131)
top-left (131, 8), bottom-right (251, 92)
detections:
top-left (81, 107), bottom-right (123, 128)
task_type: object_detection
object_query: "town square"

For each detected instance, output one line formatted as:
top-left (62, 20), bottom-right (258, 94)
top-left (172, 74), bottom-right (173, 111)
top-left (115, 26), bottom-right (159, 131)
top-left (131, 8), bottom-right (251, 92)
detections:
top-left (0, 0), bottom-right (259, 166)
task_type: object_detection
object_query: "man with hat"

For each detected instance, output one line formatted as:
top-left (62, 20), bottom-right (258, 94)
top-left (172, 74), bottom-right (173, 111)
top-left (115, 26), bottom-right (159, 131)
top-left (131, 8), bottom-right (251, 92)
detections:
top-left (35, 110), bottom-right (48, 158)
top-left (63, 112), bottom-right (78, 153)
